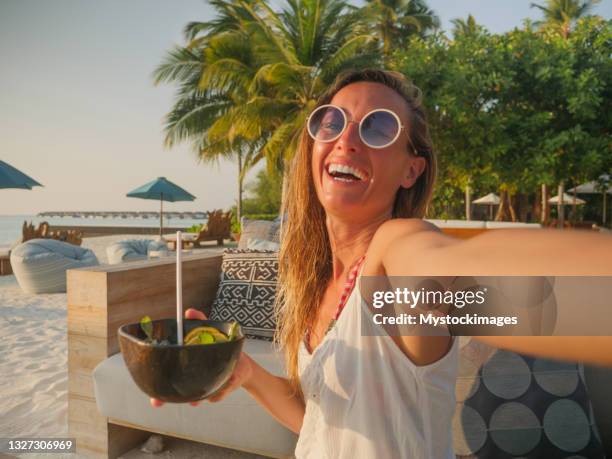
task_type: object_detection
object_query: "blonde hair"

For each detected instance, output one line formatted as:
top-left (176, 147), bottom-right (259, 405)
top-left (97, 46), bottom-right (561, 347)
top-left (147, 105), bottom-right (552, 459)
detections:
top-left (275, 69), bottom-right (437, 392)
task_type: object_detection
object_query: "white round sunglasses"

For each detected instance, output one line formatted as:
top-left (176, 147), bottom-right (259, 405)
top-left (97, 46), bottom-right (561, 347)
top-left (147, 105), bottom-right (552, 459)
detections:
top-left (307, 104), bottom-right (405, 150)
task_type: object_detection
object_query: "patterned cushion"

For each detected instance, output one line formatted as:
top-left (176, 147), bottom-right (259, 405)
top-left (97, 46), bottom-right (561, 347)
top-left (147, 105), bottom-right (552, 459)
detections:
top-left (238, 218), bottom-right (280, 249)
top-left (209, 249), bottom-right (278, 340)
top-left (453, 337), bottom-right (604, 458)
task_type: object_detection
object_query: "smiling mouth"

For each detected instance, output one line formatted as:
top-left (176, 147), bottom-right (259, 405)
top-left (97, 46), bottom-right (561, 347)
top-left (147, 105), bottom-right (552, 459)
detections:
top-left (326, 163), bottom-right (367, 183)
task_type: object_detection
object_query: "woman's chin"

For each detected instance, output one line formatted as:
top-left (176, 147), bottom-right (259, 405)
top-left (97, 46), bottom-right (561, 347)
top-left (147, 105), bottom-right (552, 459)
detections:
top-left (320, 191), bottom-right (367, 216)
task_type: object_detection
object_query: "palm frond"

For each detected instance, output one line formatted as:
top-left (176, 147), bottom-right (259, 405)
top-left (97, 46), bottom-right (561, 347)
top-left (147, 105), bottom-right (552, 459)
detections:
top-left (163, 93), bottom-right (232, 148)
top-left (152, 47), bottom-right (203, 86)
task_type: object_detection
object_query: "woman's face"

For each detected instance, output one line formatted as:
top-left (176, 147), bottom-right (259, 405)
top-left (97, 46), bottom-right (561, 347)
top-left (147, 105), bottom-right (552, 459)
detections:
top-left (311, 81), bottom-right (426, 221)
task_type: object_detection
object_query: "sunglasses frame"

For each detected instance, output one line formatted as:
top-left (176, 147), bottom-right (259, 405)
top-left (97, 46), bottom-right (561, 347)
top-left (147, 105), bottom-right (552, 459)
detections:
top-left (307, 104), bottom-right (405, 150)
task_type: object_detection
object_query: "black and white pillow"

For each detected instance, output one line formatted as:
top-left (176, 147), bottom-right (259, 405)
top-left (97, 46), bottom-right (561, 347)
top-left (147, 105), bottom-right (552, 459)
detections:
top-left (209, 249), bottom-right (278, 341)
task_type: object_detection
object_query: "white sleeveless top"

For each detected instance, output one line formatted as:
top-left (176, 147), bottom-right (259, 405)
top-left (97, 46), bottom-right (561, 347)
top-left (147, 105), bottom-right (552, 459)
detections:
top-left (296, 273), bottom-right (458, 459)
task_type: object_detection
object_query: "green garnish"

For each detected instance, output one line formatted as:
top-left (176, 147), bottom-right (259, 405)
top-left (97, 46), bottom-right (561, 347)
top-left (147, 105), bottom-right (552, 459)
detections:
top-left (197, 332), bottom-right (215, 344)
top-left (140, 316), bottom-right (153, 341)
top-left (228, 321), bottom-right (239, 341)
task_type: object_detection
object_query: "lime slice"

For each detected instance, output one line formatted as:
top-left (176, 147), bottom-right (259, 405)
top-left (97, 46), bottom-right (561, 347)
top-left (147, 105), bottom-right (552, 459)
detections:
top-left (185, 326), bottom-right (228, 343)
top-left (197, 332), bottom-right (215, 344)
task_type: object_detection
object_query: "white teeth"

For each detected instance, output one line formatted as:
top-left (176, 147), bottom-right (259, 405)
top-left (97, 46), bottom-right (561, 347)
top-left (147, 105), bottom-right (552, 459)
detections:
top-left (327, 163), bottom-right (365, 180)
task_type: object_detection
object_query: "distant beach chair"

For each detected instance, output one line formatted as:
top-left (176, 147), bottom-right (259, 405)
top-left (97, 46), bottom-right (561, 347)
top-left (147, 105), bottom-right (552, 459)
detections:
top-left (22, 221), bottom-right (83, 246)
top-left (11, 239), bottom-right (98, 293)
top-left (165, 210), bottom-right (232, 250)
top-left (0, 251), bottom-right (12, 276)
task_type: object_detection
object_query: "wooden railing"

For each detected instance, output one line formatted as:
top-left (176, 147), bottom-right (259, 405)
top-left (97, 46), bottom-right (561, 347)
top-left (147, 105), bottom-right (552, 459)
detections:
top-left (51, 225), bottom-right (190, 238)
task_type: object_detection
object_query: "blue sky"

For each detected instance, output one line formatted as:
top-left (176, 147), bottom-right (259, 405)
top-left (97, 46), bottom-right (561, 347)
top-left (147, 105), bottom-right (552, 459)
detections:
top-left (1, 0), bottom-right (610, 214)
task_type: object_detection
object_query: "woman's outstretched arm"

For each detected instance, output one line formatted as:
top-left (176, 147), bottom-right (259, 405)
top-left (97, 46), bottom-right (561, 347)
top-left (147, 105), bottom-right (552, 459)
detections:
top-left (380, 219), bottom-right (612, 277)
top-left (374, 219), bottom-right (612, 366)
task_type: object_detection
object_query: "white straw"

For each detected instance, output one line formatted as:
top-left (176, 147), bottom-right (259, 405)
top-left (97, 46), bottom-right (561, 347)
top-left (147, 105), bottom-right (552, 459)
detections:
top-left (176, 231), bottom-right (183, 345)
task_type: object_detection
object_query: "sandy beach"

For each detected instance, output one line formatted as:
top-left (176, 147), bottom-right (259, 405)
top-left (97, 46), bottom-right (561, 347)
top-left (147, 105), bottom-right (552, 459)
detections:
top-left (0, 236), bottom-right (258, 459)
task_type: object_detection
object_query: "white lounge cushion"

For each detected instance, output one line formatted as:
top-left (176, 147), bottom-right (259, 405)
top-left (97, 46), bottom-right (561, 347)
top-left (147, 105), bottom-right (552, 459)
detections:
top-left (435, 219), bottom-right (487, 228)
top-left (246, 238), bottom-right (280, 251)
top-left (106, 239), bottom-right (167, 265)
top-left (10, 239), bottom-right (98, 294)
top-left (239, 218), bottom-right (280, 249)
top-left (485, 221), bottom-right (542, 229)
top-left (93, 338), bottom-right (297, 458)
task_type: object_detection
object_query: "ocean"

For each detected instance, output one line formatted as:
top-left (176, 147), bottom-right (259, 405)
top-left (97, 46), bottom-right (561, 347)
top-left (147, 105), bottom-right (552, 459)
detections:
top-left (0, 215), bottom-right (206, 247)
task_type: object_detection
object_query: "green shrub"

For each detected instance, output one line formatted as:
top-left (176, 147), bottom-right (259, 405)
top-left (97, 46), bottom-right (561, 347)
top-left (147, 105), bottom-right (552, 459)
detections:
top-left (186, 223), bottom-right (204, 233)
top-left (243, 213), bottom-right (278, 221)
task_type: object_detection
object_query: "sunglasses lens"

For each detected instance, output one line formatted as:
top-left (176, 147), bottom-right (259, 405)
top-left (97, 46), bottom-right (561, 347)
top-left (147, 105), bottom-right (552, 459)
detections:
top-left (308, 106), bottom-right (345, 142)
top-left (361, 111), bottom-right (400, 148)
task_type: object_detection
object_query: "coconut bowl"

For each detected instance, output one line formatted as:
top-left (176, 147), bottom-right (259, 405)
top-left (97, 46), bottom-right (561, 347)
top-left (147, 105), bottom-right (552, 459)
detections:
top-left (118, 318), bottom-right (244, 403)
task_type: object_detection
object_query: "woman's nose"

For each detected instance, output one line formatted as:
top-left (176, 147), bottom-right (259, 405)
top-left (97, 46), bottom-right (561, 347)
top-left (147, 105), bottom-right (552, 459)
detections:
top-left (335, 121), bottom-right (360, 152)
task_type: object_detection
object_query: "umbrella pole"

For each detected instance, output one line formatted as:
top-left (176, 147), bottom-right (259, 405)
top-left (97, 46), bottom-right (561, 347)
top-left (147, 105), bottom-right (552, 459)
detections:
top-left (160, 193), bottom-right (164, 237)
top-left (557, 182), bottom-right (565, 229)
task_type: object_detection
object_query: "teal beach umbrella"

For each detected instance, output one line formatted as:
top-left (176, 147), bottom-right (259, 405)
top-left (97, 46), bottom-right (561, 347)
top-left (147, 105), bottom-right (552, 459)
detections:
top-left (0, 160), bottom-right (43, 189)
top-left (126, 177), bottom-right (196, 236)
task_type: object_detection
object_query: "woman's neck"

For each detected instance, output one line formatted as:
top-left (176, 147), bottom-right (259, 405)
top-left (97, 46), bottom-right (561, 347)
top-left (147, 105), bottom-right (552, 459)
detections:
top-left (326, 213), bottom-right (389, 281)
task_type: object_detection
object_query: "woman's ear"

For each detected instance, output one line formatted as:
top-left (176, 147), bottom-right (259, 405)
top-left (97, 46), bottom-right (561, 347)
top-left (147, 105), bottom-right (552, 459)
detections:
top-left (400, 156), bottom-right (426, 189)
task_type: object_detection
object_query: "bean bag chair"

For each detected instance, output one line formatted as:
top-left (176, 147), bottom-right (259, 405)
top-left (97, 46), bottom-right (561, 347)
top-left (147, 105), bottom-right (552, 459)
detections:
top-left (10, 239), bottom-right (99, 294)
top-left (106, 239), bottom-right (167, 265)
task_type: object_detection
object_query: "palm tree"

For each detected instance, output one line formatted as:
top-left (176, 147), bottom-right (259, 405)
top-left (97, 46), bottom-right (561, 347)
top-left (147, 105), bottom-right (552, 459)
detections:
top-left (228, 0), bottom-right (378, 166)
top-left (451, 14), bottom-right (479, 38)
top-left (361, 0), bottom-right (439, 58)
top-left (155, 0), bottom-right (379, 223)
top-left (530, 0), bottom-right (600, 38)
top-left (153, 0), bottom-right (263, 224)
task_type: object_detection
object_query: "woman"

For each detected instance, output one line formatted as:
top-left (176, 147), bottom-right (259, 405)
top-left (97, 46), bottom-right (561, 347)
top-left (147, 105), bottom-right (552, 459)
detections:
top-left (153, 69), bottom-right (612, 458)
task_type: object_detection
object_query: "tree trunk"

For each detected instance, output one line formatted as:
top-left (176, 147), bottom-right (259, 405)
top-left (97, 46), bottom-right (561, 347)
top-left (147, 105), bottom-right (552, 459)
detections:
top-left (464, 181), bottom-right (472, 221)
top-left (570, 187), bottom-right (578, 223)
top-left (541, 184), bottom-right (549, 225)
top-left (557, 181), bottom-right (564, 229)
top-left (533, 188), bottom-right (542, 223)
top-left (279, 164), bottom-right (290, 239)
top-left (237, 151), bottom-right (243, 228)
top-left (507, 191), bottom-right (517, 222)
top-left (495, 189), bottom-right (507, 221)
top-left (517, 193), bottom-right (529, 222)
top-left (604, 191), bottom-right (608, 227)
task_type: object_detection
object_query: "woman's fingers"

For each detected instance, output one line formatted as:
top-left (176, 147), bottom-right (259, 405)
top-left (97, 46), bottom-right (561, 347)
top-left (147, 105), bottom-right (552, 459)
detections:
top-left (185, 308), bottom-right (207, 320)
top-left (150, 398), bottom-right (164, 408)
top-left (151, 397), bottom-right (200, 407)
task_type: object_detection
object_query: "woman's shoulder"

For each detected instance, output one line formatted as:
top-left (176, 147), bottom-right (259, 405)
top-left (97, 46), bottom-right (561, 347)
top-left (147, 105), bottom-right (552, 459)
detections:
top-left (376, 218), bottom-right (440, 238)
top-left (372, 218), bottom-right (446, 252)
top-left (364, 218), bottom-right (446, 275)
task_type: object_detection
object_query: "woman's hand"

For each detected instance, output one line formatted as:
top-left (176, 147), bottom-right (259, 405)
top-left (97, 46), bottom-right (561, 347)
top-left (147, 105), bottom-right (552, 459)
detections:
top-left (150, 308), bottom-right (254, 407)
